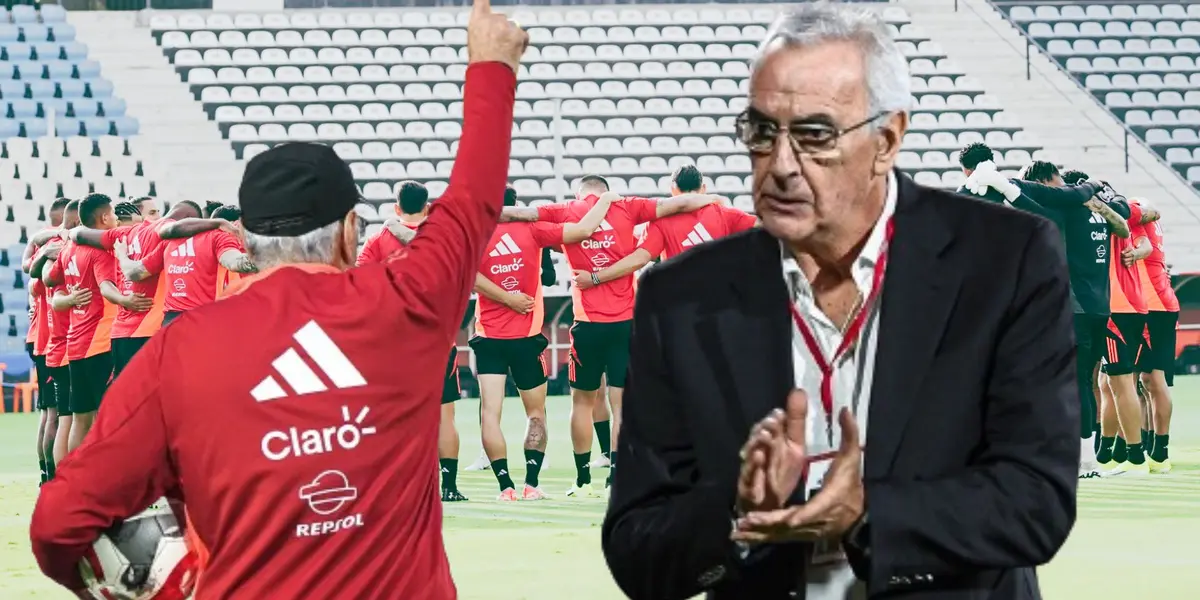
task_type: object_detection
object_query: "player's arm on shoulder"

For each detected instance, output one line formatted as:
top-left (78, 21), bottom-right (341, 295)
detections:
top-left (498, 206), bottom-right (541, 222)
top-left (218, 249), bottom-right (258, 274)
top-left (653, 193), bottom-right (719, 220)
top-left (385, 63), bottom-right (515, 334)
top-left (42, 254), bottom-right (65, 287)
top-left (864, 219), bottom-right (1077, 589)
top-left (72, 225), bottom-right (129, 250)
top-left (1015, 180), bottom-right (1102, 210)
top-left (157, 218), bottom-right (226, 240)
top-left (1140, 207), bottom-right (1161, 224)
top-left (595, 249), bottom-right (654, 286)
top-left (30, 335), bottom-right (177, 593)
top-left (1090, 199), bottom-right (1130, 239)
top-left (29, 228), bottom-right (62, 247)
top-left (113, 239), bottom-right (152, 282)
top-left (29, 242), bottom-right (63, 279)
top-left (562, 193), bottom-right (616, 243)
top-left (602, 269), bottom-right (745, 600)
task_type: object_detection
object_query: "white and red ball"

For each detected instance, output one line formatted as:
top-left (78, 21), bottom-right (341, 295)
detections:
top-left (79, 498), bottom-right (198, 600)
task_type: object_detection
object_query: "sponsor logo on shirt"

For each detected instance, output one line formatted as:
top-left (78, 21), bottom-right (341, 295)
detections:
top-left (501, 275), bottom-right (520, 291)
top-left (488, 233), bottom-right (521, 257)
top-left (1089, 212), bottom-right (1106, 224)
top-left (295, 470), bottom-right (366, 538)
top-left (261, 405), bottom-right (377, 461)
top-left (681, 224), bottom-right (715, 248)
top-left (167, 260), bottom-right (195, 275)
top-left (169, 238), bottom-right (196, 258)
top-left (251, 321), bottom-right (367, 402)
top-left (581, 235), bottom-right (616, 250)
top-left (491, 257), bottom-right (524, 275)
top-left (65, 257), bottom-right (80, 278)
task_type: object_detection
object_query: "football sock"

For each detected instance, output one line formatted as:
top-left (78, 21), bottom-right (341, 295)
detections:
top-left (524, 449), bottom-right (545, 488)
top-left (1151, 434), bottom-right (1169, 462)
top-left (573, 452), bottom-right (592, 486)
top-left (491, 459), bottom-right (515, 492)
top-left (1096, 436), bottom-right (1116, 463)
top-left (439, 458), bottom-right (458, 491)
top-left (1093, 423), bottom-right (1101, 453)
top-left (1141, 429), bottom-right (1152, 450)
top-left (45, 457), bottom-right (54, 480)
top-left (1126, 442), bottom-right (1145, 465)
top-left (606, 451), bottom-right (617, 487)
top-left (594, 420), bottom-right (611, 459)
top-left (1113, 437), bottom-right (1128, 463)
top-left (38, 459), bottom-right (46, 484)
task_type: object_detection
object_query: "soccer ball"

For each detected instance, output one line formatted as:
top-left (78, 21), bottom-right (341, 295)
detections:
top-left (79, 497), bottom-right (198, 600)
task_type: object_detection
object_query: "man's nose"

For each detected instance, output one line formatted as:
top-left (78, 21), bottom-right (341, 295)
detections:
top-left (768, 133), bottom-right (803, 183)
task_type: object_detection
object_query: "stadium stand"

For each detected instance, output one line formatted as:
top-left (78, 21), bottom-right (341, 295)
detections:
top-left (147, 5), bottom-right (1047, 224)
top-left (999, 1), bottom-right (1200, 192)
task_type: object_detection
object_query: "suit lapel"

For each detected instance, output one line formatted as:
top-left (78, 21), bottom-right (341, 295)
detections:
top-left (866, 175), bottom-right (961, 477)
top-left (696, 230), bottom-right (793, 435)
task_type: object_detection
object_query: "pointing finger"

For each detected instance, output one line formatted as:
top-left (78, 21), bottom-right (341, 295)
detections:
top-left (784, 389), bottom-right (808, 447)
top-left (836, 407), bottom-right (860, 455)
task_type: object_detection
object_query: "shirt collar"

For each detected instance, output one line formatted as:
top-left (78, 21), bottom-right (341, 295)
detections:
top-left (782, 171), bottom-right (898, 299)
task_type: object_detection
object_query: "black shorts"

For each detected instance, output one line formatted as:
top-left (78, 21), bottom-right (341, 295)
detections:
top-left (28, 344), bottom-right (54, 411)
top-left (162, 310), bottom-right (184, 326)
top-left (469, 334), bottom-right (549, 391)
top-left (1137, 310), bottom-right (1178, 385)
top-left (111, 336), bottom-right (150, 379)
top-left (442, 348), bottom-right (461, 404)
top-left (47, 365), bottom-right (71, 416)
top-left (69, 352), bottom-right (113, 414)
top-left (1105, 313), bottom-right (1148, 377)
top-left (569, 320), bottom-right (632, 391)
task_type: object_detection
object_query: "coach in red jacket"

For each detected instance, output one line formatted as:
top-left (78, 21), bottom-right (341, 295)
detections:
top-left (29, 2), bottom-right (527, 597)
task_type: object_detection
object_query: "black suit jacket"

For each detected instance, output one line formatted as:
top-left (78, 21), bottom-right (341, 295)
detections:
top-left (602, 174), bottom-right (1080, 600)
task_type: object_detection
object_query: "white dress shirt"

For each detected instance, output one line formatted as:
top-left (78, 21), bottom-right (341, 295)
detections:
top-left (781, 171), bottom-right (897, 600)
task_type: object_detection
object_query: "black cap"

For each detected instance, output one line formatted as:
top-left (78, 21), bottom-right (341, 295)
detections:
top-left (239, 142), bottom-right (360, 237)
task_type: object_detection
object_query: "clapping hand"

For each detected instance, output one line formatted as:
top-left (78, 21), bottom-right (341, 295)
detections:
top-left (737, 389), bottom-right (810, 515)
top-left (733, 395), bottom-right (864, 545)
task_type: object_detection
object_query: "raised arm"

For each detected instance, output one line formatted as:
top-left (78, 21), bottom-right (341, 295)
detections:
top-left (561, 193), bottom-right (616, 243)
top-left (31, 335), bottom-right (176, 593)
top-left (383, 62), bottom-right (516, 339)
top-left (863, 220), bottom-right (1077, 590)
top-left (28, 228), bottom-right (63, 248)
top-left (602, 271), bottom-right (747, 600)
top-left (1012, 180), bottom-right (1104, 211)
top-left (157, 218), bottom-right (226, 240)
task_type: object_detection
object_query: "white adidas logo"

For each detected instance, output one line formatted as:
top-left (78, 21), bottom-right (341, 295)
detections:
top-left (1089, 212), bottom-right (1106, 225)
top-left (65, 257), bottom-right (80, 278)
top-left (598, 219), bottom-right (613, 231)
top-left (681, 223), bottom-right (714, 248)
top-left (170, 238), bottom-right (196, 258)
top-left (488, 233), bottom-right (521, 257)
top-left (251, 321), bottom-right (368, 402)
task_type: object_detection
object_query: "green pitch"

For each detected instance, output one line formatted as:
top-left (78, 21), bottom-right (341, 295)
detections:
top-left (3, 381), bottom-right (1200, 598)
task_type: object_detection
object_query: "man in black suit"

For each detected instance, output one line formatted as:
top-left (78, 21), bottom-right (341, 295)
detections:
top-left (601, 4), bottom-right (1080, 600)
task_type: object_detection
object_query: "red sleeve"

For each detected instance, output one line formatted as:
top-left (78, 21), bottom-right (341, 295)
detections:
top-left (30, 335), bottom-right (175, 593)
top-left (356, 235), bottom-right (380, 266)
top-left (211, 230), bottom-right (243, 256)
top-left (722, 207), bottom-right (758, 234)
top-left (100, 225), bottom-right (135, 251)
top-left (627, 197), bottom-right (660, 224)
top-left (380, 62), bottom-right (514, 341)
top-left (91, 249), bottom-right (116, 284)
top-left (536, 202), bottom-right (570, 224)
top-left (637, 221), bottom-right (667, 258)
top-left (140, 238), bottom-right (166, 276)
top-left (531, 222), bottom-right (566, 248)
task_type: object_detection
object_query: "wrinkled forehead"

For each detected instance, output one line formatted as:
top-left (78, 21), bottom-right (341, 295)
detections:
top-left (748, 40), bottom-right (871, 123)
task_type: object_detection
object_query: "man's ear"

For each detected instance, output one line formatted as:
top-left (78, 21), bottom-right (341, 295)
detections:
top-left (393, 203), bottom-right (402, 216)
top-left (873, 112), bottom-right (908, 177)
top-left (337, 211), bottom-right (359, 267)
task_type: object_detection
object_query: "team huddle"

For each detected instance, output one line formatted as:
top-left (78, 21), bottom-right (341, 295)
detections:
top-left (24, 195), bottom-right (257, 487)
top-left (957, 142), bottom-right (1178, 479)
top-left (360, 165), bottom-right (755, 501)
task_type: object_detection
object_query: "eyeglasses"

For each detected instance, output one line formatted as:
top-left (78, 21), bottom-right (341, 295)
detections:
top-left (734, 110), bottom-right (889, 157)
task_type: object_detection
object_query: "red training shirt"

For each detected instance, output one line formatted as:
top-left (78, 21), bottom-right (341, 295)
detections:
top-left (48, 242), bottom-right (117, 360)
top-left (30, 278), bottom-right (50, 355)
top-left (26, 241), bottom-right (43, 348)
top-left (638, 203), bottom-right (756, 260)
top-left (1135, 210), bottom-right (1179, 313)
top-left (357, 221), bottom-right (421, 266)
top-left (162, 229), bottom-right (244, 313)
top-left (43, 279), bottom-right (71, 368)
top-left (1109, 202), bottom-right (1149, 315)
top-left (101, 222), bottom-right (170, 338)
top-left (31, 61), bottom-right (516, 600)
top-left (538, 195), bottom-right (658, 322)
top-left (474, 222), bottom-right (564, 339)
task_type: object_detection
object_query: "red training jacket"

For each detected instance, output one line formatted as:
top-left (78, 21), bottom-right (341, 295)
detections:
top-left (29, 62), bottom-right (515, 600)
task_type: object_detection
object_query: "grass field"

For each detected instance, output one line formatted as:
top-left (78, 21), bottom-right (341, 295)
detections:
top-left (3, 380), bottom-right (1200, 599)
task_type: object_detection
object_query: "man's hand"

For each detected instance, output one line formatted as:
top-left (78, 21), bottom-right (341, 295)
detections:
top-left (573, 269), bottom-right (596, 290)
top-left (733, 407), bottom-right (864, 544)
top-left (41, 241), bottom-right (64, 260)
top-left (1122, 243), bottom-right (1151, 267)
top-left (118, 292), bottom-right (154, 313)
top-left (67, 288), bottom-right (93, 308)
top-left (504, 292), bottom-right (535, 314)
top-left (112, 238), bottom-right (129, 259)
top-left (736, 389), bottom-right (809, 515)
top-left (467, 0), bottom-right (529, 74)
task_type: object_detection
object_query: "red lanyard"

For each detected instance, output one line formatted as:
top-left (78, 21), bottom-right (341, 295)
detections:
top-left (787, 219), bottom-right (894, 442)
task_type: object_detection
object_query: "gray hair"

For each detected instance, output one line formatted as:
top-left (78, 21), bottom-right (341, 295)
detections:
top-left (242, 220), bottom-right (339, 270)
top-left (752, 3), bottom-right (913, 119)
